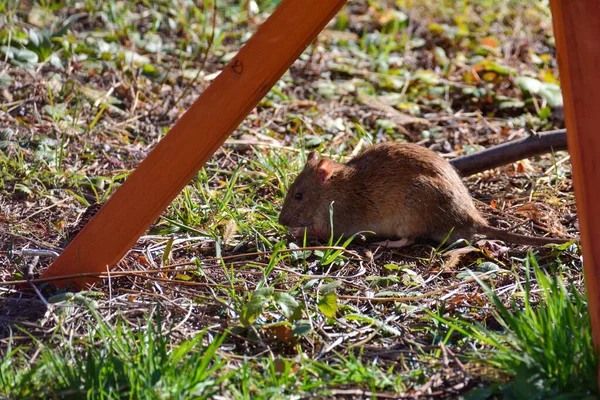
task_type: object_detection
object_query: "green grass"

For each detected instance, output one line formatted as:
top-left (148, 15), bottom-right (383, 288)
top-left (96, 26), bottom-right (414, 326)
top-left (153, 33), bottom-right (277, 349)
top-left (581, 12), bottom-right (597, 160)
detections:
top-left (1, 313), bottom-right (227, 399)
top-left (0, 310), bottom-right (412, 399)
top-left (430, 253), bottom-right (597, 399)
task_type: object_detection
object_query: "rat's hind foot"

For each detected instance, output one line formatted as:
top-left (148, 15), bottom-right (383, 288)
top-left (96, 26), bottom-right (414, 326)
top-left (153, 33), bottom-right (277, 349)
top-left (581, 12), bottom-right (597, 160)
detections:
top-left (371, 238), bottom-right (415, 248)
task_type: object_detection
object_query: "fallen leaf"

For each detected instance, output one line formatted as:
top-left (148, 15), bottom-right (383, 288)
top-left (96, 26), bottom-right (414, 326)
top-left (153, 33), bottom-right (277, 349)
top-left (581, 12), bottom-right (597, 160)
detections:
top-left (514, 202), bottom-right (567, 235)
top-left (358, 92), bottom-right (429, 128)
top-left (480, 37), bottom-right (499, 48)
top-left (443, 246), bottom-right (478, 271)
top-left (133, 254), bottom-right (152, 267)
top-left (272, 326), bottom-right (294, 343)
top-left (273, 357), bottom-right (287, 374)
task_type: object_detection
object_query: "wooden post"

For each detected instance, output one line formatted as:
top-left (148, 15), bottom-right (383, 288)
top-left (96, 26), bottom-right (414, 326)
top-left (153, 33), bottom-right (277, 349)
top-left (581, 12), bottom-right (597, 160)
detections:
top-left (549, 0), bottom-right (600, 383)
top-left (41, 0), bottom-right (348, 287)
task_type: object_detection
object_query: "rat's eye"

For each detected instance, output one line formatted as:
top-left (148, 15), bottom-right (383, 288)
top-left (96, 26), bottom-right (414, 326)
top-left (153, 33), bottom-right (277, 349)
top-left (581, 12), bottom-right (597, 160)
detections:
top-left (295, 192), bottom-right (303, 200)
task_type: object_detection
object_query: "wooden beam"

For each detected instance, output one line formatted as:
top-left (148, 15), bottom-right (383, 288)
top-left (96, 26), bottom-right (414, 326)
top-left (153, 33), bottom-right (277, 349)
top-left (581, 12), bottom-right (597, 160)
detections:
top-left (549, 0), bottom-right (600, 382)
top-left (41, 0), bottom-right (348, 287)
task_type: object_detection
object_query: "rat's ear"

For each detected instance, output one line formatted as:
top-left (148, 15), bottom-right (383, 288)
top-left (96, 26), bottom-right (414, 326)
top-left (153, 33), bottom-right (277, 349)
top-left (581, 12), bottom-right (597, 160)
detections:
top-left (306, 151), bottom-right (319, 163)
top-left (316, 159), bottom-right (334, 184)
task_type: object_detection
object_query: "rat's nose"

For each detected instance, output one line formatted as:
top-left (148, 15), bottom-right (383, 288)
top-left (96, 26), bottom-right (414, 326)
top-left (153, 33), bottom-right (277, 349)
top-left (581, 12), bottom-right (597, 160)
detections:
top-left (278, 213), bottom-right (289, 227)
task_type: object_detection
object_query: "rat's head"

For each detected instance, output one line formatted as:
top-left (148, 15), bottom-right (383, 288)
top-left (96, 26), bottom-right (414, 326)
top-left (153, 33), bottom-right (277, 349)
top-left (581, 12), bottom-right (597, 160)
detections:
top-left (278, 151), bottom-right (335, 239)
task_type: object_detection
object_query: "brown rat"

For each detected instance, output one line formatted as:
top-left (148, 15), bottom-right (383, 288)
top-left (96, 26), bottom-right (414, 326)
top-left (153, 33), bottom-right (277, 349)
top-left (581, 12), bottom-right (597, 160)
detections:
top-left (278, 142), bottom-right (574, 247)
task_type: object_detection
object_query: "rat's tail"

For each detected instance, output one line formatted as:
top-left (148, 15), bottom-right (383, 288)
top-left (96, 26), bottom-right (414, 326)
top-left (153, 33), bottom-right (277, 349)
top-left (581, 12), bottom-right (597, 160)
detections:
top-left (475, 225), bottom-right (575, 246)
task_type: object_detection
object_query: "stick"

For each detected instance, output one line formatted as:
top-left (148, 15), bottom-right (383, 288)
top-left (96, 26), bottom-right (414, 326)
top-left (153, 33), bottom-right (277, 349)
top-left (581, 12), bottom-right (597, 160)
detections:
top-left (450, 129), bottom-right (568, 176)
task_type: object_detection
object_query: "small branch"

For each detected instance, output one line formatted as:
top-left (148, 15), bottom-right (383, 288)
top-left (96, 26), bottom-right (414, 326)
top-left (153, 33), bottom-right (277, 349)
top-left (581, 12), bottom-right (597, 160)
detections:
top-left (450, 129), bottom-right (568, 177)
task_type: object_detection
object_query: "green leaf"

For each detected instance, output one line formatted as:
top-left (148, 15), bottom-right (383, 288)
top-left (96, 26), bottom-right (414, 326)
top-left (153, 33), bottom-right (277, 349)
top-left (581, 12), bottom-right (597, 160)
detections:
top-left (14, 183), bottom-right (32, 195)
top-left (43, 103), bottom-right (68, 121)
top-left (142, 64), bottom-right (163, 80)
top-left (28, 29), bottom-right (43, 48)
top-left (0, 72), bottom-right (13, 88)
top-left (345, 314), bottom-right (402, 336)
top-left (318, 281), bottom-right (341, 294)
top-left (15, 48), bottom-right (39, 65)
top-left (538, 106), bottom-right (552, 120)
top-left (27, 29), bottom-right (53, 61)
top-left (538, 83), bottom-right (563, 107)
top-left (240, 287), bottom-right (274, 327)
top-left (375, 119), bottom-right (396, 130)
top-left (80, 86), bottom-right (122, 105)
top-left (65, 189), bottom-right (91, 207)
top-left (121, 49), bottom-right (150, 66)
top-left (292, 323), bottom-right (312, 337)
top-left (517, 76), bottom-right (543, 94)
top-left (288, 242), bottom-right (312, 261)
top-left (477, 262), bottom-right (500, 273)
top-left (397, 102), bottom-right (421, 115)
top-left (335, 10), bottom-right (349, 31)
top-left (498, 98), bottom-right (525, 110)
top-left (48, 292), bottom-right (75, 303)
top-left (410, 37), bottom-right (426, 49)
top-left (456, 264), bottom-right (498, 280)
top-left (318, 292), bottom-right (338, 318)
top-left (434, 46), bottom-right (449, 67)
top-left (28, 6), bottom-right (58, 28)
top-left (517, 76), bottom-right (563, 106)
top-left (413, 69), bottom-right (439, 85)
top-left (273, 292), bottom-right (300, 319)
top-left (401, 268), bottom-right (425, 286)
top-left (475, 59), bottom-right (516, 75)
top-left (366, 275), bottom-right (401, 287)
top-left (162, 236), bottom-right (174, 266)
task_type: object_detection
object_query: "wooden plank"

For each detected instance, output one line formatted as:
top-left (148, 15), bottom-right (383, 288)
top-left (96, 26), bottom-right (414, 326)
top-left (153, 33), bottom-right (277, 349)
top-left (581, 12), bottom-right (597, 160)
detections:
top-left (41, 0), bottom-right (348, 287)
top-left (549, 0), bottom-right (600, 381)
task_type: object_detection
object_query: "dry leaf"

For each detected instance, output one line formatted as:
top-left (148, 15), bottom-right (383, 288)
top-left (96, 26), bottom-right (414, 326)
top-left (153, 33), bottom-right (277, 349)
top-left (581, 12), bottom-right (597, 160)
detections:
top-left (514, 158), bottom-right (534, 173)
top-left (272, 326), bottom-right (294, 343)
top-left (443, 246), bottom-right (478, 271)
top-left (476, 239), bottom-right (510, 256)
top-left (223, 219), bottom-right (238, 243)
top-left (514, 202), bottom-right (567, 235)
top-left (273, 358), bottom-right (286, 374)
top-left (480, 37), bottom-right (499, 48)
top-left (133, 254), bottom-right (152, 267)
top-left (358, 92), bottom-right (430, 128)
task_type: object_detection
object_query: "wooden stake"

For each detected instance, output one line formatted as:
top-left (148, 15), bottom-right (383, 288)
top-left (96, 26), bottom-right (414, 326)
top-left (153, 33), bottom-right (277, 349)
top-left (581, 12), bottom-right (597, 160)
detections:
top-left (549, 0), bottom-right (600, 383)
top-left (41, 0), bottom-right (348, 287)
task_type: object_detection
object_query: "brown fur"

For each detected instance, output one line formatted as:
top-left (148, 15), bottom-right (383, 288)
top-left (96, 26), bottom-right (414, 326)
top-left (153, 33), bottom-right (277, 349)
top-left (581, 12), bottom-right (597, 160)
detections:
top-left (278, 142), bottom-right (573, 246)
